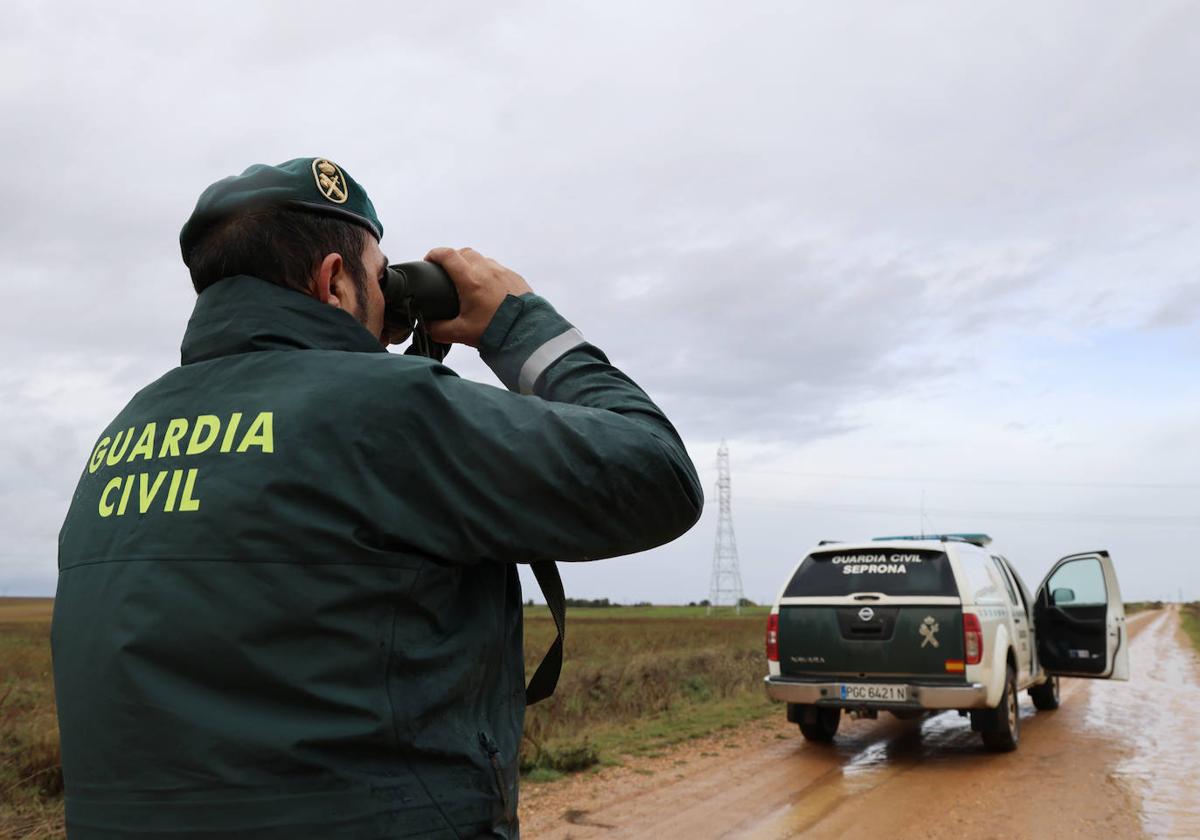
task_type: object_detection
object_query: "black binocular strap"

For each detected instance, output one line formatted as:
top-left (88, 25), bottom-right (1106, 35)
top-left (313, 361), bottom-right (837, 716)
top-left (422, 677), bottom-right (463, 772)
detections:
top-left (525, 560), bottom-right (565, 705)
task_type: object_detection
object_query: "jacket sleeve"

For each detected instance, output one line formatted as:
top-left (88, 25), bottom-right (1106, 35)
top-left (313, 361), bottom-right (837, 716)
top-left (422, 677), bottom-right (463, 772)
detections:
top-left (380, 293), bottom-right (703, 565)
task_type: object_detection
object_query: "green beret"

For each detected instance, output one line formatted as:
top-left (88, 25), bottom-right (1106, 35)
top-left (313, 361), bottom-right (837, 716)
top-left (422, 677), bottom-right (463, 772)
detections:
top-left (179, 157), bottom-right (383, 265)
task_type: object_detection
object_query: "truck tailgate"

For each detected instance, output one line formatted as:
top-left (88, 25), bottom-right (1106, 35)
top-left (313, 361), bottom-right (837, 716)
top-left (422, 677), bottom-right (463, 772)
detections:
top-left (778, 604), bottom-right (965, 679)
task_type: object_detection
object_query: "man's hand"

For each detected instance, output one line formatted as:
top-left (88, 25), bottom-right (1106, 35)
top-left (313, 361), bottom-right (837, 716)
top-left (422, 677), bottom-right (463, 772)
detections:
top-left (423, 248), bottom-right (533, 347)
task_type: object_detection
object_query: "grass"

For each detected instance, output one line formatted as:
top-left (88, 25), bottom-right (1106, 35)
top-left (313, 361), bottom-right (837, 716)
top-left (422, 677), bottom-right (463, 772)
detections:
top-left (1124, 600), bottom-right (1165, 615)
top-left (0, 600), bottom-right (775, 836)
top-left (1181, 602), bottom-right (1200, 655)
top-left (0, 598), bottom-right (64, 840)
top-left (519, 607), bottom-right (774, 777)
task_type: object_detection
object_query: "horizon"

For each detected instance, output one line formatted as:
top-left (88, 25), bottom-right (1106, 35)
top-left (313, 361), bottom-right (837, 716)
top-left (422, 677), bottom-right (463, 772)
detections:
top-left (4, 2), bottom-right (1199, 604)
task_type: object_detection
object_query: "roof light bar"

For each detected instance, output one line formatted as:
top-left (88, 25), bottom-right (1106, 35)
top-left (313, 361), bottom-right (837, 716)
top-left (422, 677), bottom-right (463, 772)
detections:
top-left (872, 533), bottom-right (993, 547)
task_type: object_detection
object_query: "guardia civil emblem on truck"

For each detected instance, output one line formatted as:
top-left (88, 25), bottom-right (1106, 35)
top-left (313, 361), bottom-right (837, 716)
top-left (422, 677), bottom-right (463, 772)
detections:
top-left (920, 616), bottom-right (940, 648)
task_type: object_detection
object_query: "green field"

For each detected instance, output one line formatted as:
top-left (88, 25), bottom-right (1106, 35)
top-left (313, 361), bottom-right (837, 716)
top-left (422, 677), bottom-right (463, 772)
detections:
top-left (539, 604), bottom-right (770, 620)
top-left (0, 599), bottom-right (774, 837)
top-left (521, 605), bottom-right (774, 778)
top-left (0, 599), bottom-right (61, 840)
top-left (1181, 603), bottom-right (1200, 655)
top-left (1124, 600), bottom-right (1165, 615)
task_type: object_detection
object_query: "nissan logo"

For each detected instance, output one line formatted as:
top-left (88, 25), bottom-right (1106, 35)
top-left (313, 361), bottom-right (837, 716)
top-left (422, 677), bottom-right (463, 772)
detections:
top-left (858, 607), bottom-right (875, 622)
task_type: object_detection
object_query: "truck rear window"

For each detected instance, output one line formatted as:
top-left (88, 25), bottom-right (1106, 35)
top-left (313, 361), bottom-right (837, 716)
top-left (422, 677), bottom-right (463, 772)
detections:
top-left (783, 548), bottom-right (957, 597)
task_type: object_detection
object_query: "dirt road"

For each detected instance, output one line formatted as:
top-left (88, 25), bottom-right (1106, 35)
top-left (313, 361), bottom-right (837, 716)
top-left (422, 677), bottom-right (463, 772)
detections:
top-left (521, 608), bottom-right (1200, 839)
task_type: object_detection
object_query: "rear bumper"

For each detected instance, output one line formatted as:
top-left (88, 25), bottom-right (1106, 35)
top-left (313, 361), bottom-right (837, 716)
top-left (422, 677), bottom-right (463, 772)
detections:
top-left (763, 676), bottom-right (989, 710)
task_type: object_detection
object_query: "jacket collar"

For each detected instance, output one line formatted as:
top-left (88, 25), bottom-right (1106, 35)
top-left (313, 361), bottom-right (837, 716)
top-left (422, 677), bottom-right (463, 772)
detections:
top-left (180, 275), bottom-right (386, 364)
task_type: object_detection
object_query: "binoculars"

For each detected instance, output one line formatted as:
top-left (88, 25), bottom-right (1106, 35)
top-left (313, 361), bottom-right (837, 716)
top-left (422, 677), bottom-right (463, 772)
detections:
top-left (382, 261), bottom-right (460, 358)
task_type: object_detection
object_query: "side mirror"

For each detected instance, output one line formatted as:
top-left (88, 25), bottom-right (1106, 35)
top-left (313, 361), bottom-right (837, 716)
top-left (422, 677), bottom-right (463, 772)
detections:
top-left (1051, 587), bottom-right (1076, 605)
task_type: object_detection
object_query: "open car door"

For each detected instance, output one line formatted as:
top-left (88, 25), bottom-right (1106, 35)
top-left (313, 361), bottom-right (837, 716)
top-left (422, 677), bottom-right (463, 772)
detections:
top-left (1034, 551), bottom-right (1130, 681)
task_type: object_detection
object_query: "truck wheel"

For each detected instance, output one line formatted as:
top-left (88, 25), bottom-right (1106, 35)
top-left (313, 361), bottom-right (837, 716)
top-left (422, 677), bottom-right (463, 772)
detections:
top-left (1029, 675), bottom-right (1060, 711)
top-left (981, 666), bottom-right (1020, 753)
top-left (798, 707), bottom-right (840, 742)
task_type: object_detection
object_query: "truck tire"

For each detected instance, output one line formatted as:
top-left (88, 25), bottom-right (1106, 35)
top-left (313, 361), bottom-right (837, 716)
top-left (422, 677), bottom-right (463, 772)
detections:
top-left (1029, 675), bottom-right (1060, 711)
top-left (798, 707), bottom-right (841, 742)
top-left (981, 665), bottom-right (1020, 752)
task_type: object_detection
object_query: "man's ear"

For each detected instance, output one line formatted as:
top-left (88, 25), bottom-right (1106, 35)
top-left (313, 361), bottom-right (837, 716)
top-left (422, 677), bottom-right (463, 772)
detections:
top-left (312, 253), bottom-right (345, 309)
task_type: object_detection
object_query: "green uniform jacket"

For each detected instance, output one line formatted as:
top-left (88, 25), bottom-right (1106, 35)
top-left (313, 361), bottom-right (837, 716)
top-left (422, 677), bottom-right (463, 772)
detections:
top-left (52, 276), bottom-right (703, 839)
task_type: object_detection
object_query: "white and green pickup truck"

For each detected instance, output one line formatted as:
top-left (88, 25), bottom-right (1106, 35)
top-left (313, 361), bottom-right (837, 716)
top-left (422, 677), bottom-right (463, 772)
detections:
top-left (763, 534), bottom-right (1129, 751)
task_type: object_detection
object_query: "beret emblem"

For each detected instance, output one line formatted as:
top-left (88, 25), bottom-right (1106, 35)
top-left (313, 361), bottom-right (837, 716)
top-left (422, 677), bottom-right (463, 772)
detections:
top-left (311, 158), bottom-right (349, 204)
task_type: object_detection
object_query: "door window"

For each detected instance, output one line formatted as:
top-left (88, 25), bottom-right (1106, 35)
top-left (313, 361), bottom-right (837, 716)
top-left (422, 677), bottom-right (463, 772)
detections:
top-left (1037, 554), bottom-right (1113, 677)
top-left (958, 553), bottom-right (1006, 605)
top-left (1045, 557), bottom-right (1107, 606)
top-left (1006, 561), bottom-right (1035, 620)
top-left (992, 556), bottom-right (1020, 607)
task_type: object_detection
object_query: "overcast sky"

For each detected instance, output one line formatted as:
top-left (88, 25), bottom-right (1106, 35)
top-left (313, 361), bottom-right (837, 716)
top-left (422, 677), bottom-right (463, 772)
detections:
top-left (3, 1), bottom-right (1198, 603)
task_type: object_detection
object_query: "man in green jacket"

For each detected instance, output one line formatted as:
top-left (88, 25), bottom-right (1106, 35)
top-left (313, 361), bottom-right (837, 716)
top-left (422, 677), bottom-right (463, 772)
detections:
top-left (52, 158), bottom-right (703, 838)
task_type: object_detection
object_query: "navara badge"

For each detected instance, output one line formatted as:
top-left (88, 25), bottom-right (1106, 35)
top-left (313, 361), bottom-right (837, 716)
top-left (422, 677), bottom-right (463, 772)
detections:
top-left (920, 616), bottom-right (940, 648)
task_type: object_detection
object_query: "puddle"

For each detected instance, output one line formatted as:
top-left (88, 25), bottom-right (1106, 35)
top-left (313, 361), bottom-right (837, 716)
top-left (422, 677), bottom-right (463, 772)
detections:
top-left (840, 710), bottom-right (968, 785)
top-left (736, 710), bottom-right (986, 837)
top-left (1084, 609), bottom-right (1200, 838)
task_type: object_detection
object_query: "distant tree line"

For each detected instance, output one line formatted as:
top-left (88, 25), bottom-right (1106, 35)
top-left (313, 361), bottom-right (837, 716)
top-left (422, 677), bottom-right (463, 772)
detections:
top-left (565, 597), bottom-right (616, 608)
top-left (524, 598), bottom-right (653, 608)
top-left (685, 598), bottom-right (757, 608)
top-left (524, 597), bottom-right (758, 608)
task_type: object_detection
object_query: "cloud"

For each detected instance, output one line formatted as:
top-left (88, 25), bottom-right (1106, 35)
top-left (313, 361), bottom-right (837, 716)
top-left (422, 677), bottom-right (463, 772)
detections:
top-left (3, 1), bottom-right (1200, 598)
top-left (1145, 282), bottom-right (1200, 329)
top-left (0, 354), bottom-right (146, 593)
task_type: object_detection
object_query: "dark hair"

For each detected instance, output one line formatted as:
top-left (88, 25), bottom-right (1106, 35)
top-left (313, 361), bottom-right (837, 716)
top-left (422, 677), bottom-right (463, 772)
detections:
top-left (187, 206), bottom-right (371, 303)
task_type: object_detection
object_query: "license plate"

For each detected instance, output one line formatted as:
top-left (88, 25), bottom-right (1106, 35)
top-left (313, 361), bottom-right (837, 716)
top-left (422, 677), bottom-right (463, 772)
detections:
top-left (840, 683), bottom-right (908, 702)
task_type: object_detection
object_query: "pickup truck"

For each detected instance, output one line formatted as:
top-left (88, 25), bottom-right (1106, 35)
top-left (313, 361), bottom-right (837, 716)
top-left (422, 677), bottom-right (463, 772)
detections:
top-left (763, 534), bottom-right (1129, 751)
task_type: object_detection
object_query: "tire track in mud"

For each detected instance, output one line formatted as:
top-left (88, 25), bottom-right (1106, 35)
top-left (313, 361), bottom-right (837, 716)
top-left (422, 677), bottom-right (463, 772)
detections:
top-left (1082, 608), bottom-right (1200, 838)
top-left (521, 609), bottom-right (1186, 839)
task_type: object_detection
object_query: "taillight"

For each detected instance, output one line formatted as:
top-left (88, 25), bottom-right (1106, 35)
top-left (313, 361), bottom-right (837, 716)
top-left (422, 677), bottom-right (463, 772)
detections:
top-left (963, 612), bottom-right (983, 665)
top-left (766, 613), bottom-right (779, 662)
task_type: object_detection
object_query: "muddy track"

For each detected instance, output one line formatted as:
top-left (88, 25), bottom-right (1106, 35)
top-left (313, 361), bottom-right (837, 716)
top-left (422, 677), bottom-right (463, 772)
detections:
top-left (520, 608), bottom-right (1200, 839)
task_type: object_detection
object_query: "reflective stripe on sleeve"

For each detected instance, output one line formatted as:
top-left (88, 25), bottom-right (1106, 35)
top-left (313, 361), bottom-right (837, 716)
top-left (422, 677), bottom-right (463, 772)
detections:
top-left (518, 328), bottom-right (586, 395)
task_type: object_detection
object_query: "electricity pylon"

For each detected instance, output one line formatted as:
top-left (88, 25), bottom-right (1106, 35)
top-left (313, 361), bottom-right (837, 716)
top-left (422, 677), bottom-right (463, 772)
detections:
top-left (708, 440), bottom-right (745, 614)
